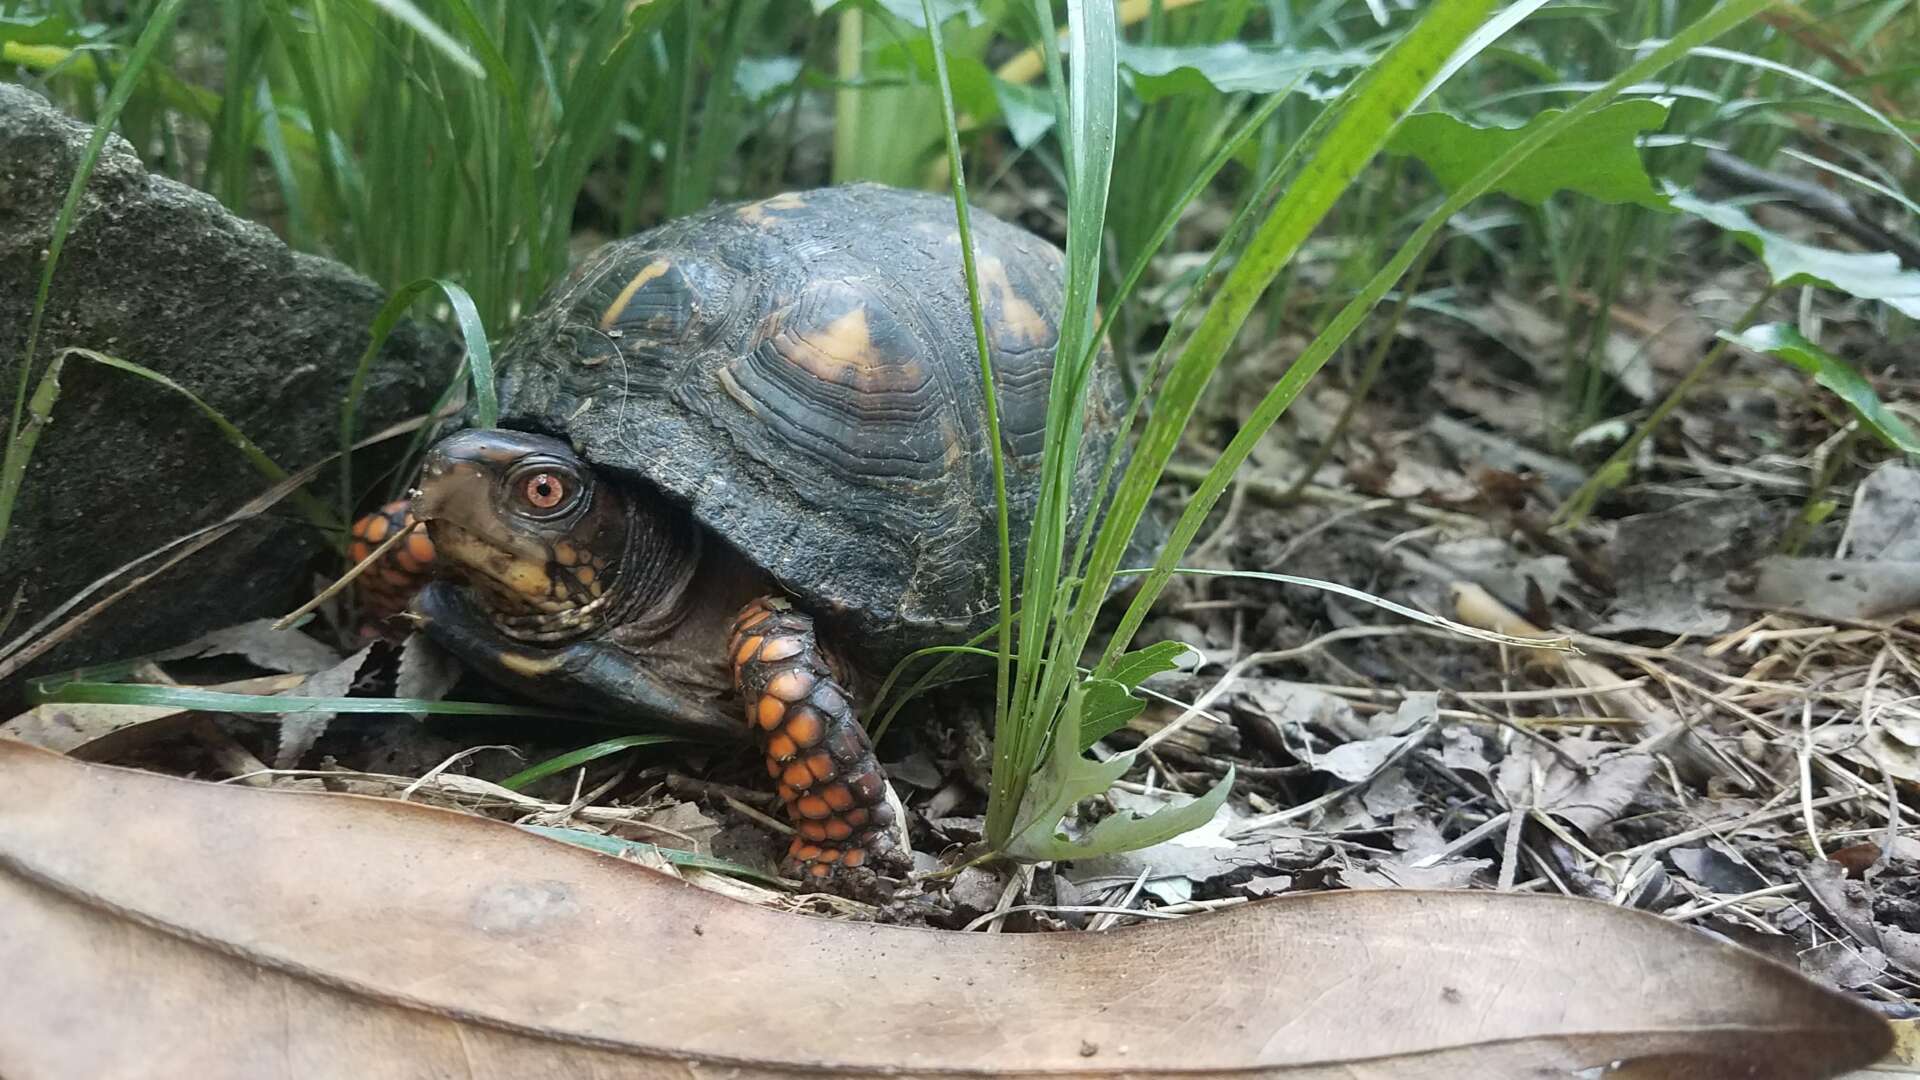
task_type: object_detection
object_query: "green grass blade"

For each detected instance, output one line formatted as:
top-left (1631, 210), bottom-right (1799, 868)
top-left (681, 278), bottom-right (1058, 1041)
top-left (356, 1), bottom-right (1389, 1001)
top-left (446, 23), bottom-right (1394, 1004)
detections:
top-left (1099, 0), bottom-right (1778, 660)
top-left (366, 0), bottom-right (486, 79)
top-left (920, 0), bottom-right (1016, 817)
top-left (338, 277), bottom-right (491, 551)
top-left (1077, 0), bottom-right (1500, 682)
top-left (1727, 324), bottom-right (1920, 454)
top-left (516, 825), bottom-right (788, 887)
top-left (4, 0), bottom-right (189, 560)
top-left (499, 734), bottom-right (685, 791)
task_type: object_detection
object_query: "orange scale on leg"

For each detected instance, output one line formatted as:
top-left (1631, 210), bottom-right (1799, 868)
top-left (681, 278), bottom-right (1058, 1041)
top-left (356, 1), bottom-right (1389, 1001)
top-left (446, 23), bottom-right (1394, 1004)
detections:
top-left (406, 533), bottom-right (435, 565)
top-left (797, 820), bottom-right (829, 842)
top-left (756, 696), bottom-right (787, 730)
top-left (795, 795), bottom-right (832, 820)
top-left (794, 843), bottom-right (823, 862)
top-left (782, 762), bottom-right (814, 791)
top-left (845, 808), bottom-right (869, 828)
top-left (816, 847), bottom-right (841, 864)
top-left (822, 784), bottom-right (854, 812)
top-left (777, 783), bottom-right (800, 803)
top-left (733, 635), bottom-right (764, 669)
top-left (348, 541), bottom-right (372, 564)
top-left (766, 733), bottom-right (797, 761)
top-left (804, 752), bottom-right (835, 782)
top-left (757, 637), bottom-right (805, 663)
top-left (809, 863), bottom-right (832, 880)
top-left (361, 514), bottom-right (389, 542)
top-left (841, 849), bottom-right (865, 869)
top-left (824, 818), bottom-right (852, 841)
top-left (765, 670), bottom-right (814, 703)
top-left (783, 708), bottom-right (822, 748)
top-left (766, 757), bottom-right (783, 779)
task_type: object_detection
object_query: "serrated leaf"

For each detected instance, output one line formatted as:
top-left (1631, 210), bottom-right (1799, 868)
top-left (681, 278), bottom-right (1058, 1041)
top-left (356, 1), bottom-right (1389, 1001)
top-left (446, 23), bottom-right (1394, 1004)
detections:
top-left (1008, 683), bottom-right (1233, 861)
top-left (1388, 99), bottom-right (1670, 208)
top-left (1671, 190), bottom-right (1920, 318)
top-left (1118, 42), bottom-right (1370, 103)
top-left (1726, 324), bottom-right (1920, 453)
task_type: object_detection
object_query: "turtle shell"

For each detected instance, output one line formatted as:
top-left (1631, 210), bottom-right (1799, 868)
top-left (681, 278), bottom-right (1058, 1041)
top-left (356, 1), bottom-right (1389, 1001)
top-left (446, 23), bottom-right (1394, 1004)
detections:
top-left (491, 183), bottom-right (1131, 663)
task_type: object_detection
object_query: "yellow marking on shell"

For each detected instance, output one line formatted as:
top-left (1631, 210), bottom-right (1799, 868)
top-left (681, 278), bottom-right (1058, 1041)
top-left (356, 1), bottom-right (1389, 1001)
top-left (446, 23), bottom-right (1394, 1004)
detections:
top-left (598, 258), bottom-right (672, 331)
top-left (575, 566), bottom-right (596, 586)
top-left (978, 255), bottom-right (1051, 350)
top-left (497, 652), bottom-right (564, 678)
top-left (553, 542), bottom-right (577, 567)
top-left (775, 303), bottom-right (924, 393)
top-left (736, 192), bottom-right (806, 226)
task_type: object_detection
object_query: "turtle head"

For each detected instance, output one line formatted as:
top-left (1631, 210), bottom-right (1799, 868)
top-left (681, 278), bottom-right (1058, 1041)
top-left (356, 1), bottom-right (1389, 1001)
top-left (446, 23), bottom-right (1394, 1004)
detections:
top-left (413, 429), bottom-right (630, 642)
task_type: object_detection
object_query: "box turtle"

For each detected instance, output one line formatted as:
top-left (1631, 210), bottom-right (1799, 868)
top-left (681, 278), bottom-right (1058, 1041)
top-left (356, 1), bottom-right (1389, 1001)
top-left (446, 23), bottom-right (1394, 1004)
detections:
top-left (354, 183), bottom-right (1135, 898)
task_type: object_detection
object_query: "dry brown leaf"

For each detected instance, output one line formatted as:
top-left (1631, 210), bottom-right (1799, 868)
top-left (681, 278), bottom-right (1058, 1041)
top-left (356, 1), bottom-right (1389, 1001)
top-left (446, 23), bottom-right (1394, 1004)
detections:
top-left (0, 741), bottom-right (1891, 1079)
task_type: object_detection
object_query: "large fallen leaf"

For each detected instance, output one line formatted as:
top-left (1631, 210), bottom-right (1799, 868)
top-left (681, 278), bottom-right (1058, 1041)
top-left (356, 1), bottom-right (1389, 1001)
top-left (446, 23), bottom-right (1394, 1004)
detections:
top-left (0, 740), bottom-right (1890, 1078)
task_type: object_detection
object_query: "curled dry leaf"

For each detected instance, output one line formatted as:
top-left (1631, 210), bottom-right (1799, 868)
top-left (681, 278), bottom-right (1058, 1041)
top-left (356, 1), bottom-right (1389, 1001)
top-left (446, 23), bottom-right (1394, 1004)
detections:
top-left (0, 741), bottom-right (1891, 1079)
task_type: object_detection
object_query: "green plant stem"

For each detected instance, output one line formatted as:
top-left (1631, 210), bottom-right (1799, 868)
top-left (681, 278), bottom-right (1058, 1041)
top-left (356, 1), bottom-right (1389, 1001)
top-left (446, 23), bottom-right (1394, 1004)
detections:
top-left (1554, 285), bottom-right (1778, 527)
top-left (920, 0), bottom-right (1015, 801)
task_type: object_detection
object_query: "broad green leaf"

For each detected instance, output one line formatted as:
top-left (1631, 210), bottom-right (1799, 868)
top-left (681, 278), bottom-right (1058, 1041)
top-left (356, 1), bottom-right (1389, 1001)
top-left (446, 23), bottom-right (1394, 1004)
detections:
top-left (734, 56), bottom-right (803, 105)
top-left (1388, 100), bottom-right (1670, 208)
top-left (1726, 324), bottom-right (1920, 454)
top-left (1106, 639), bottom-right (1196, 689)
top-left (1670, 190), bottom-right (1920, 318)
top-left (1007, 682), bottom-right (1234, 862)
top-left (1077, 678), bottom-right (1147, 750)
top-left (992, 75), bottom-right (1055, 148)
top-left (0, 12), bottom-right (88, 47)
top-left (1118, 42), bottom-right (1371, 103)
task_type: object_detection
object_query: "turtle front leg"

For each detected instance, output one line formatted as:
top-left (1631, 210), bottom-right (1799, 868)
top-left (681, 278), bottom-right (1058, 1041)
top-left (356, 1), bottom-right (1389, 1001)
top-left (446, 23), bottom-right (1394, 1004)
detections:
top-left (729, 597), bottom-right (909, 896)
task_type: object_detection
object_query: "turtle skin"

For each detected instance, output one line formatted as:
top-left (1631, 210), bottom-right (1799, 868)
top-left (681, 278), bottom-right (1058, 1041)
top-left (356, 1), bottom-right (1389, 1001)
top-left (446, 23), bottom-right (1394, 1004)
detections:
top-left (357, 183), bottom-right (1141, 897)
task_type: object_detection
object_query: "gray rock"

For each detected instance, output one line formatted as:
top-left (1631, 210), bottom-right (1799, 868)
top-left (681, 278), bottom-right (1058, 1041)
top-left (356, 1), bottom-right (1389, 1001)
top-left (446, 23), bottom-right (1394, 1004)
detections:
top-left (0, 83), bottom-right (452, 690)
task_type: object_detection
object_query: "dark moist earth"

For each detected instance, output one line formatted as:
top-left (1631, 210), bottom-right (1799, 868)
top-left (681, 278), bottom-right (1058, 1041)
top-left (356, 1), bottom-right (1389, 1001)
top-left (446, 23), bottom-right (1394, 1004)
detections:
top-left (6, 186), bottom-right (1918, 1021)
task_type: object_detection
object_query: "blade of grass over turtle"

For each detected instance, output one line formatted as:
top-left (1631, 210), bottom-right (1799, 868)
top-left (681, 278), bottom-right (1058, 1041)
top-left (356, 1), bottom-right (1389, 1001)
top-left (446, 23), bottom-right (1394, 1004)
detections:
top-left (994, 0), bottom-right (1502, 853)
top-left (920, 0), bottom-right (1015, 775)
top-left (988, 0), bottom-right (1121, 853)
top-left (498, 735), bottom-right (686, 792)
top-left (1098, 0), bottom-right (1780, 661)
top-left (33, 681), bottom-right (593, 723)
top-left (515, 825), bottom-right (787, 887)
top-left (2, 0), bottom-right (189, 562)
top-left (339, 277), bottom-right (492, 553)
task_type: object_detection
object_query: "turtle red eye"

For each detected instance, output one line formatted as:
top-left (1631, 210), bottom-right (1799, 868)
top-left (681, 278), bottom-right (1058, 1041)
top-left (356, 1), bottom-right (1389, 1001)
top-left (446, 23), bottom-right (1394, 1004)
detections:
top-left (523, 472), bottom-right (567, 510)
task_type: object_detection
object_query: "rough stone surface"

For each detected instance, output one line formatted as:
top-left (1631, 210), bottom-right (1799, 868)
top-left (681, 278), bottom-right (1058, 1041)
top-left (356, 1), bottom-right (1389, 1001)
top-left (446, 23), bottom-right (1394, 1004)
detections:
top-left (0, 83), bottom-right (451, 690)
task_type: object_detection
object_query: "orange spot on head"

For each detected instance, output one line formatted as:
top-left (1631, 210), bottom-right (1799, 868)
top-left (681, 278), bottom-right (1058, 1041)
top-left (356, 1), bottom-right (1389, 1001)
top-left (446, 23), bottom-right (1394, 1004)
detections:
top-left (767, 733), bottom-right (797, 761)
top-left (782, 763), bottom-right (813, 791)
top-left (758, 637), bottom-right (804, 663)
top-left (796, 795), bottom-right (831, 820)
top-left (822, 784), bottom-right (854, 812)
top-left (766, 670), bottom-right (814, 703)
top-left (841, 848), bottom-right (865, 869)
top-left (804, 752), bottom-right (835, 783)
top-left (406, 533), bottom-right (435, 565)
top-left (783, 708), bottom-right (822, 748)
top-left (757, 696), bottom-right (787, 730)
top-left (825, 818), bottom-right (852, 841)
